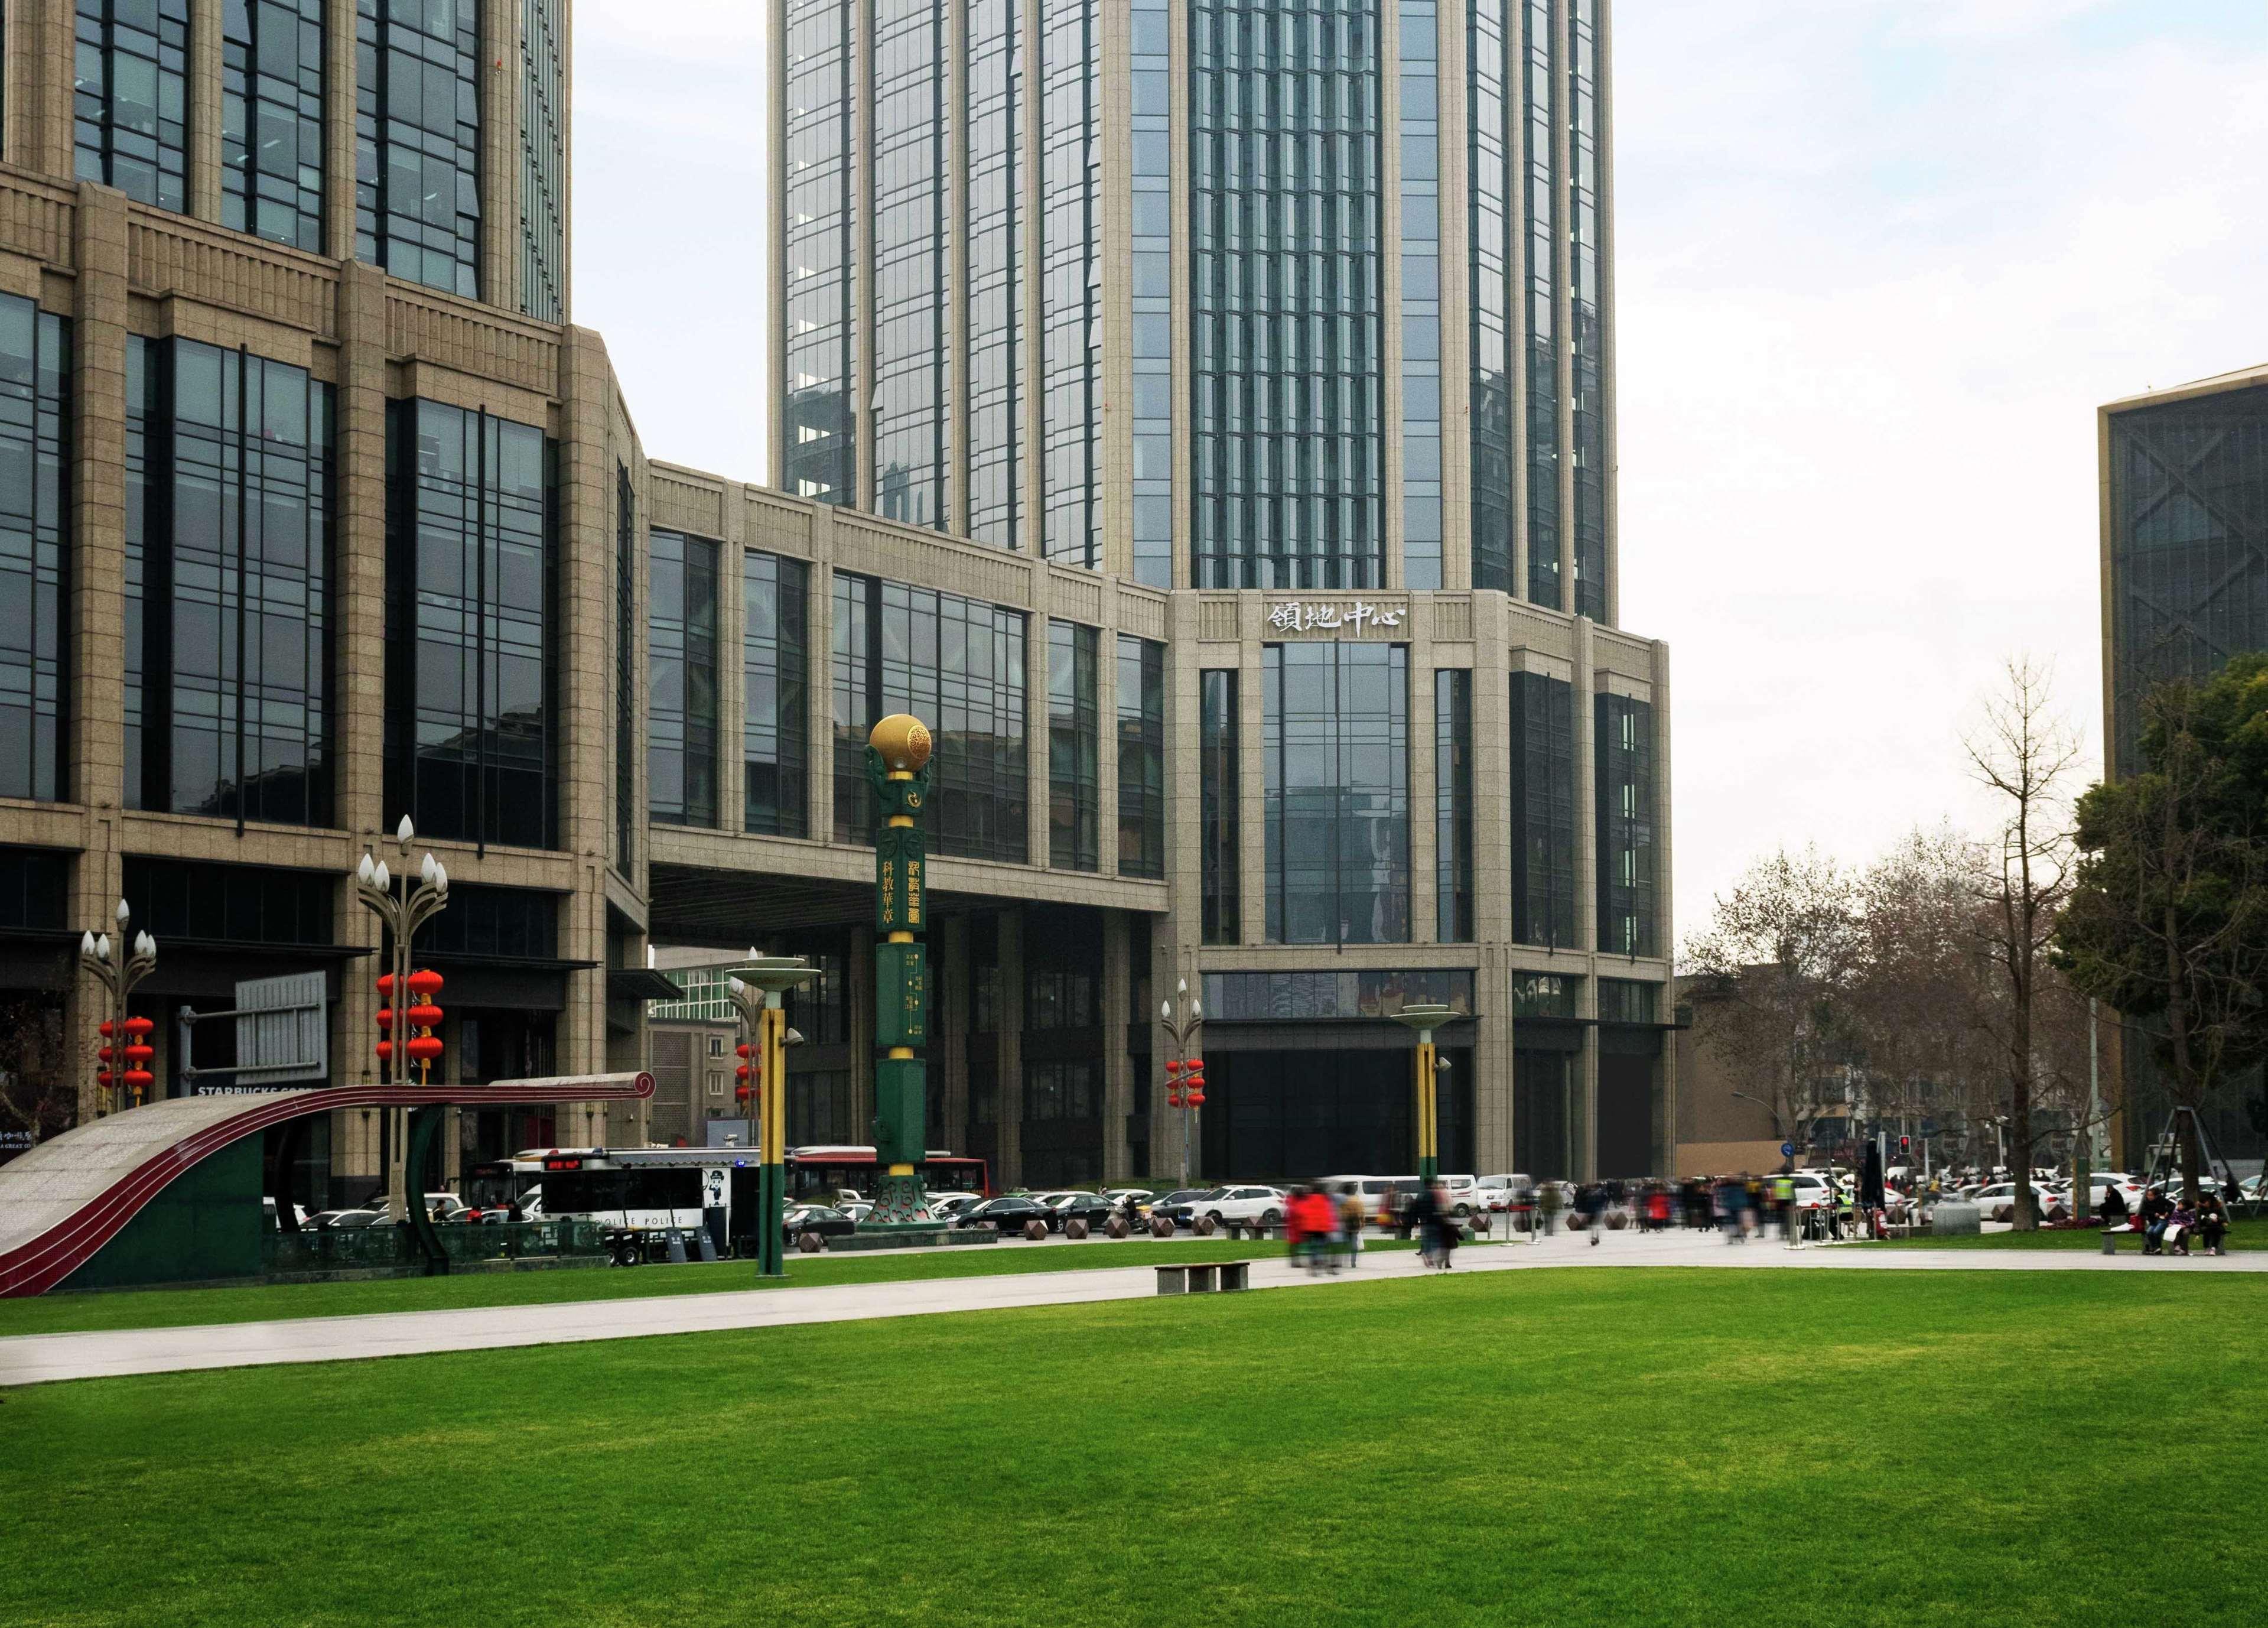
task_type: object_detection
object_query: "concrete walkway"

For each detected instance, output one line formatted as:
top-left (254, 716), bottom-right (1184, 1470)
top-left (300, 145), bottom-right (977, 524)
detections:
top-left (4, 1227), bottom-right (2260, 1388)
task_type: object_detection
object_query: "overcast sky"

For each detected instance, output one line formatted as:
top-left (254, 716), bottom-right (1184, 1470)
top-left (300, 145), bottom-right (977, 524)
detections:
top-left (571, 0), bottom-right (2267, 945)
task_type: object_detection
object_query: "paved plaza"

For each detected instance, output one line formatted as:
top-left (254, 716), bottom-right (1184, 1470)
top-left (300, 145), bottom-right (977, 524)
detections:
top-left (4, 1227), bottom-right (2256, 1389)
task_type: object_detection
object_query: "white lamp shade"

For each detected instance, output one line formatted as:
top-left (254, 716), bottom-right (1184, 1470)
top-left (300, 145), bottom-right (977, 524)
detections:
top-left (94, 933), bottom-right (110, 962)
top-left (373, 862), bottom-right (391, 891)
top-left (79, 930), bottom-right (94, 956)
top-left (115, 899), bottom-right (131, 922)
top-left (397, 814), bottom-right (415, 843)
top-left (356, 853), bottom-right (376, 884)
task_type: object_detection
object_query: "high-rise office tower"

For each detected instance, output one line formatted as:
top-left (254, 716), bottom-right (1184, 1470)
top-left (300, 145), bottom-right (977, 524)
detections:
top-left (770, 0), bottom-right (1675, 1184)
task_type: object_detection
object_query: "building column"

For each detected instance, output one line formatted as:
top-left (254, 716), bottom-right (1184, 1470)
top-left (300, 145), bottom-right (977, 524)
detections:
top-left (1100, 911), bottom-right (1132, 1179)
top-left (9, 0), bottom-right (77, 179)
top-left (1573, 616), bottom-right (1599, 1179)
top-left (479, 0), bottom-right (520, 311)
top-left (939, 914), bottom-right (970, 1149)
top-left (996, 911), bottom-right (1024, 1185)
top-left (1410, 607), bottom-right (1439, 943)
top-left (1473, 949), bottom-right (1515, 1174)
top-left (188, 0), bottom-right (224, 221)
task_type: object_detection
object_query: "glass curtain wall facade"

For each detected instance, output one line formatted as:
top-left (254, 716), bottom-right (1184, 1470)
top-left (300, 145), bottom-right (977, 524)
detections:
top-left (1047, 620), bottom-right (1099, 871)
top-left (1595, 693), bottom-right (1655, 956)
top-left (614, 465), bottom-right (633, 863)
top-left (782, 0), bottom-right (858, 504)
top-left (385, 401), bottom-right (555, 850)
top-left (1466, 0), bottom-right (1512, 592)
top-left (1129, 0), bottom-right (1173, 586)
top-left (519, 0), bottom-right (567, 320)
top-left (1191, 0), bottom-right (1383, 591)
top-left (1509, 668), bottom-right (1574, 947)
top-left (832, 572), bottom-right (1027, 861)
top-left (124, 337), bottom-right (334, 825)
top-left (1200, 668), bottom-right (1239, 943)
top-left (1040, 0), bottom-right (1101, 569)
top-left (0, 297), bottom-right (70, 804)
top-left (1263, 641), bottom-right (1409, 944)
top-left (647, 529), bottom-right (720, 828)
top-left (355, 0), bottom-right (481, 298)
top-left (871, 0), bottom-right (949, 528)
top-left (1399, 0), bottom-right (1443, 591)
top-left (1567, 0), bottom-right (1605, 619)
top-left (1519, 0), bottom-right (1559, 608)
top-left (1117, 635), bottom-right (1166, 878)
top-left (222, 0), bottom-right (326, 250)
top-left (965, 0), bottom-right (1024, 550)
top-left (742, 549), bottom-right (810, 836)
top-left (1434, 667), bottom-right (1471, 941)
top-left (76, 0), bottom-right (191, 212)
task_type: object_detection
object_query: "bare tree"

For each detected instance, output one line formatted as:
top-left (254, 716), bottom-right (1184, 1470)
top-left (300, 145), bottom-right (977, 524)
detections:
top-left (1964, 658), bottom-right (2082, 1229)
top-left (0, 993), bottom-right (72, 1159)
top-left (1684, 846), bottom-right (1864, 1162)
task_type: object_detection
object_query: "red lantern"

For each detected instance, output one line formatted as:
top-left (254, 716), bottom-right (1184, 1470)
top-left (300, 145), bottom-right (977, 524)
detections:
top-left (736, 1043), bottom-right (751, 1060)
top-left (375, 1039), bottom-right (394, 1062)
top-left (122, 1068), bottom-right (154, 1092)
top-left (376, 973), bottom-right (395, 999)
top-left (99, 1021), bottom-right (115, 1038)
top-left (124, 1016), bottom-right (154, 1038)
top-left (405, 1035), bottom-right (444, 1062)
top-left (405, 1003), bottom-right (444, 1029)
top-left (736, 1064), bottom-right (750, 1082)
top-left (406, 969), bottom-right (444, 998)
top-left (125, 1044), bottom-right (154, 1065)
top-left (99, 1046), bottom-right (114, 1063)
top-left (97, 1069), bottom-right (113, 1086)
top-left (734, 1084), bottom-right (752, 1103)
top-left (1188, 1090), bottom-right (1206, 1108)
top-left (1185, 1064), bottom-right (1206, 1088)
top-left (1164, 1058), bottom-right (1183, 1075)
top-left (375, 1007), bottom-right (394, 1031)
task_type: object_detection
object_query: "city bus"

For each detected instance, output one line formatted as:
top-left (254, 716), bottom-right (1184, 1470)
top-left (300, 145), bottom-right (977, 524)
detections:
top-left (787, 1145), bottom-right (993, 1205)
top-left (461, 1152), bottom-right (572, 1220)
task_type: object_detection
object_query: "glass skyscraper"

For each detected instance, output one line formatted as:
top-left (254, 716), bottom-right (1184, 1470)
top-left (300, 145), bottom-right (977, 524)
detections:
top-left (772, 0), bottom-right (1623, 622)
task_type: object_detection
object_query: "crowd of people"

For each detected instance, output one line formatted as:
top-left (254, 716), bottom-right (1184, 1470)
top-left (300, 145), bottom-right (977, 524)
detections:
top-left (2100, 1184), bottom-right (2231, 1256)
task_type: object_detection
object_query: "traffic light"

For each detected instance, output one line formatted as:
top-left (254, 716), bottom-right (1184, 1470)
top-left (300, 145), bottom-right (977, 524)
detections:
top-left (1899, 1135), bottom-right (1911, 1155)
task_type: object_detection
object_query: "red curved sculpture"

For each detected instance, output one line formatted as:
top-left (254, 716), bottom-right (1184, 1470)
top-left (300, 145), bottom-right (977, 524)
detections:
top-left (0, 1073), bottom-right (654, 1297)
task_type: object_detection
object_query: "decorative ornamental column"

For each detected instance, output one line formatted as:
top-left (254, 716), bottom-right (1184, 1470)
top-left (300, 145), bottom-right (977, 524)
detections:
top-left (865, 713), bottom-right (933, 1224)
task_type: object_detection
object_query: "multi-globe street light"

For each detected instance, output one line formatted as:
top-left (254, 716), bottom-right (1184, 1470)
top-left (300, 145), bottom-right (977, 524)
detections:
top-left (727, 956), bottom-right (818, 1279)
top-left (1160, 979), bottom-right (1204, 1187)
top-left (79, 901), bottom-right (157, 1115)
top-left (352, 814), bottom-right (451, 1221)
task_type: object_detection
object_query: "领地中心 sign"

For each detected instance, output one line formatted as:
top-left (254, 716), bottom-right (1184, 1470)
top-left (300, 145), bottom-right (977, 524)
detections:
top-left (1266, 600), bottom-right (1407, 635)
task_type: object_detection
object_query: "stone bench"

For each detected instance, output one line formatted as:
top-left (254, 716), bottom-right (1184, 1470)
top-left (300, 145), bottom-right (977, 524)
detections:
top-left (1154, 1260), bottom-right (1251, 1295)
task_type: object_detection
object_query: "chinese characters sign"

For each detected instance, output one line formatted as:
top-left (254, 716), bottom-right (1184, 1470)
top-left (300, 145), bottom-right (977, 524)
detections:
top-left (1266, 600), bottom-right (1408, 635)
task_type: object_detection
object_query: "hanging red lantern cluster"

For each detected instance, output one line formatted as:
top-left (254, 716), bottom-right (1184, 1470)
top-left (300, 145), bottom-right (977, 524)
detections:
top-left (95, 1016), bottom-right (158, 1100)
top-left (1166, 1056), bottom-right (1206, 1110)
top-left (734, 1040), bottom-right (757, 1108)
top-left (376, 969), bottom-right (445, 1080)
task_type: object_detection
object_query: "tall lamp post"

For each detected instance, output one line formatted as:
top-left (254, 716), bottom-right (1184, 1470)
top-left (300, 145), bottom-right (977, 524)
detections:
top-left (1160, 980), bottom-right (1204, 1186)
top-left (1392, 1003), bottom-right (1464, 1184)
top-left (865, 714), bottom-right (933, 1224)
top-left (727, 956), bottom-right (818, 1278)
top-left (79, 901), bottom-right (158, 1115)
top-left (353, 815), bottom-right (451, 1222)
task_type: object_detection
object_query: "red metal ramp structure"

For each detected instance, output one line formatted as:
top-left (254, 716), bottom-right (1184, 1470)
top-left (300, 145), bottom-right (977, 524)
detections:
top-left (0, 1073), bottom-right (653, 1296)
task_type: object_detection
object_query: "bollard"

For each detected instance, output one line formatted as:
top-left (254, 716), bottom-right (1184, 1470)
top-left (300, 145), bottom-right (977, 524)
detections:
top-left (666, 1230), bottom-right (688, 1265)
top-left (2101, 1227), bottom-right (2116, 1256)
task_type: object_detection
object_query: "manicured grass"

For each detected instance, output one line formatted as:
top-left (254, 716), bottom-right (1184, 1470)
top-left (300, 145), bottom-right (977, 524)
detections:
top-left (1864, 1221), bottom-right (2263, 1250)
top-left (0, 1236), bottom-right (1414, 1338)
top-left (3, 1269), bottom-right (2256, 1628)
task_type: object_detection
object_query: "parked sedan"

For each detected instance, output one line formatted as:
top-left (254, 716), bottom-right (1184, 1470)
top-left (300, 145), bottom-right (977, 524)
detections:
top-left (1966, 1182), bottom-right (2064, 1222)
top-left (783, 1204), bottom-right (859, 1243)
top-left (1046, 1193), bottom-right (1121, 1231)
top-left (952, 1195), bottom-right (1055, 1234)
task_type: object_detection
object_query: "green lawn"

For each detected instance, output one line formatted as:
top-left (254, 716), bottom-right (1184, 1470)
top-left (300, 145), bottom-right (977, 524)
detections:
top-left (0, 1236), bottom-right (1414, 1338)
top-left (4, 1269), bottom-right (2257, 1627)
top-left (1864, 1221), bottom-right (2263, 1250)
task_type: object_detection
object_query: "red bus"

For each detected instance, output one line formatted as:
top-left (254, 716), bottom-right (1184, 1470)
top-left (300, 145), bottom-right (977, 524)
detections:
top-left (787, 1145), bottom-right (993, 1204)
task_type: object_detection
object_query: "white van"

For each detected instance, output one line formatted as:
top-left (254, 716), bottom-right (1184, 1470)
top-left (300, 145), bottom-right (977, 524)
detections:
top-left (1475, 1174), bottom-right (1534, 1213)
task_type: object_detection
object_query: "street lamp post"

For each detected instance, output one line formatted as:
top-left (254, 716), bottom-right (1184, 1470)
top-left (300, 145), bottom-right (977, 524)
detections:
top-left (1160, 981), bottom-right (1204, 1187)
top-left (353, 815), bottom-right (451, 1223)
top-left (79, 901), bottom-right (158, 1116)
top-left (1392, 1003), bottom-right (1463, 1184)
top-left (727, 956), bottom-right (818, 1278)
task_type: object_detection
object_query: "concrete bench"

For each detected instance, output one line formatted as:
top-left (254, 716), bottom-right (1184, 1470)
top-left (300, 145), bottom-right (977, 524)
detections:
top-left (1154, 1260), bottom-right (1251, 1295)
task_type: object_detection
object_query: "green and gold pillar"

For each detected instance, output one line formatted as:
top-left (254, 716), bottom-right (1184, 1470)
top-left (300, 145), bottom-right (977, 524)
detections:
top-left (866, 714), bottom-right (933, 1224)
top-left (1395, 1002), bottom-right (1458, 1184)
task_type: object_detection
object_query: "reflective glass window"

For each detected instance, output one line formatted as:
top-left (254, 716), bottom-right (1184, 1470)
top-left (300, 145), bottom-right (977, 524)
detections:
top-left (649, 529), bottom-right (720, 828)
top-left (1567, 0), bottom-right (1606, 618)
top-left (872, 0), bottom-right (950, 528)
top-left (1595, 692), bottom-right (1656, 956)
top-left (616, 466), bottom-right (634, 863)
top-left (1200, 668), bottom-right (1239, 943)
top-left (354, 0), bottom-right (481, 298)
top-left (1521, 0), bottom-right (1560, 608)
top-left (1467, 0), bottom-right (1515, 592)
top-left (1128, 0), bottom-right (1173, 586)
top-left (1264, 641), bottom-right (1409, 944)
top-left (966, 0), bottom-right (1026, 550)
top-left (519, 0), bottom-right (565, 319)
top-left (1041, 0), bottom-right (1101, 569)
top-left (743, 549), bottom-right (810, 836)
top-left (1117, 635), bottom-right (1166, 878)
top-left (1401, 0), bottom-right (1443, 590)
top-left (1047, 620), bottom-right (1098, 871)
top-left (1434, 667), bottom-right (1471, 941)
top-left (222, 0), bottom-right (325, 250)
top-left (0, 298), bottom-right (70, 804)
top-left (1509, 668), bottom-right (1574, 948)
top-left (76, 0), bottom-right (189, 212)
top-left (783, 0), bottom-right (859, 503)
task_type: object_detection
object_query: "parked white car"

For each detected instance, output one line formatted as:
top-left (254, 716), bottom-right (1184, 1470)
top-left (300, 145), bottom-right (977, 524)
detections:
top-left (1966, 1181), bottom-right (2063, 1222)
top-left (1192, 1185), bottom-right (1288, 1227)
top-left (1475, 1174), bottom-right (1534, 1213)
top-left (1437, 1174), bottom-right (1480, 1216)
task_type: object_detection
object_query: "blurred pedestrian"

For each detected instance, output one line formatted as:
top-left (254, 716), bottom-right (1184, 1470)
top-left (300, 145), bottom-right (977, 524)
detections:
top-left (1340, 1187), bottom-right (1367, 1268)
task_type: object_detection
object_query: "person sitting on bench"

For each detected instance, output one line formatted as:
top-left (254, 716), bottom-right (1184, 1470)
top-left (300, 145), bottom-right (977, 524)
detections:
top-left (2139, 1187), bottom-right (2173, 1254)
top-left (2166, 1199), bottom-right (2197, 1257)
top-left (2198, 1192), bottom-right (2231, 1257)
top-left (2097, 1184), bottom-right (2129, 1231)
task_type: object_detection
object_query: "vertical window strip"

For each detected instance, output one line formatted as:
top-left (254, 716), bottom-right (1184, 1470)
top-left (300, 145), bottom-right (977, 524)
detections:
top-left (0, 297), bottom-right (70, 803)
top-left (783, 0), bottom-right (858, 503)
top-left (1200, 668), bottom-right (1239, 943)
top-left (1046, 620), bottom-right (1098, 871)
top-left (965, 0), bottom-right (1024, 550)
top-left (871, 0), bottom-right (950, 529)
top-left (1434, 667), bottom-right (1471, 941)
top-left (1117, 635), bottom-right (1166, 878)
top-left (519, 0), bottom-right (566, 320)
top-left (354, 0), bottom-right (481, 298)
top-left (75, 0), bottom-right (190, 212)
top-left (1128, 0), bottom-right (1173, 587)
top-left (743, 548), bottom-right (811, 836)
top-left (1466, 0), bottom-right (1515, 592)
top-left (1521, 0), bottom-right (1560, 608)
top-left (222, 0), bottom-right (326, 250)
top-left (1399, 0), bottom-right (1443, 591)
top-left (1509, 668), bottom-right (1574, 948)
top-left (1594, 692), bottom-right (1655, 956)
top-left (614, 466), bottom-right (634, 859)
top-left (1040, 0), bottom-right (1101, 570)
top-left (1190, 0), bottom-right (1385, 592)
top-left (647, 529), bottom-right (720, 828)
top-left (1263, 640), bottom-right (1410, 945)
top-left (1567, 0), bottom-right (1605, 619)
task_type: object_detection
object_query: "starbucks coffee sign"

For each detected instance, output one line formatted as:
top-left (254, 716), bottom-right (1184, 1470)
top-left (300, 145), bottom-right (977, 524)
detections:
top-left (1265, 600), bottom-right (1408, 635)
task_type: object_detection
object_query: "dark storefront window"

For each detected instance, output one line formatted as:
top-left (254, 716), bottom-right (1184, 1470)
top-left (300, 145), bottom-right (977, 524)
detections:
top-left (1511, 971), bottom-right (1577, 1018)
top-left (1118, 635), bottom-right (1165, 878)
top-left (1435, 667), bottom-right (1472, 942)
top-left (787, 1067), bottom-right (857, 1145)
top-left (1021, 1058), bottom-right (1101, 1187)
top-left (75, 0), bottom-right (189, 211)
top-left (832, 573), bottom-right (1027, 862)
top-left (0, 297), bottom-right (69, 804)
top-left (1201, 1048), bottom-right (1472, 1181)
top-left (125, 338), bottom-right (334, 826)
top-left (354, 0), bottom-right (480, 297)
top-left (0, 848), bottom-right (70, 929)
top-left (1202, 967), bottom-right (1473, 1022)
top-left (1596, 694), bottom-right (1657, 957)
top-left (418, 883), bottom-right (557, 959)
top-left (1200, 670), bottom-right (1239, 943)
top-left (1515, 1047), bottom-right (1575, 1181)
top-left (1599, 977), bottom-right (1657, 1025)
top-left (222, 0), bottom-right (325, 250)
top-left (744, 549), bottom-right (809, 836)
top-left (648, 529), bottom-right (719, 828)
top-left (124, 856), bottom-right (332, 945)
top-left (782, 0), bottom-right (857, 503)
top-left (1264, 642), bottom-right (1409, 945)
top-left (1511, 669), bottom-right (1576, 948)
top-left (1047, 622), bottom-right (1098, 871)
top-left (385, 401), bottom-right (555, 850)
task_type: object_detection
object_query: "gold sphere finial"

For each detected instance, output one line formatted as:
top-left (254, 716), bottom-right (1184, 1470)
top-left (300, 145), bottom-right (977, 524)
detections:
top-left (868, 713), bottom-right (933, 772)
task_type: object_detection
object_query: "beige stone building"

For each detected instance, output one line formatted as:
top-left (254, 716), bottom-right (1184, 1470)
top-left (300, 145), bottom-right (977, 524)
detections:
top-left (0, 0), bottom-right (1676, 1201)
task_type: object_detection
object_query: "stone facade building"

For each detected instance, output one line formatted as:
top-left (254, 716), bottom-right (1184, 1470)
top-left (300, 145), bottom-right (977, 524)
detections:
top-left (0, 0), bottom-right (1675, 1202)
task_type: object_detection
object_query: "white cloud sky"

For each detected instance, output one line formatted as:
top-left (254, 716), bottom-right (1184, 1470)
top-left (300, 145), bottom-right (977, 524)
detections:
top-left (569, 0), bottom-right (2268, 944)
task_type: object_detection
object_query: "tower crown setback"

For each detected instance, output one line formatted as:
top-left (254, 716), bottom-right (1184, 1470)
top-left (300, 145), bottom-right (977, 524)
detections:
top-left (774, 0), bottom-right (1618, 618)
